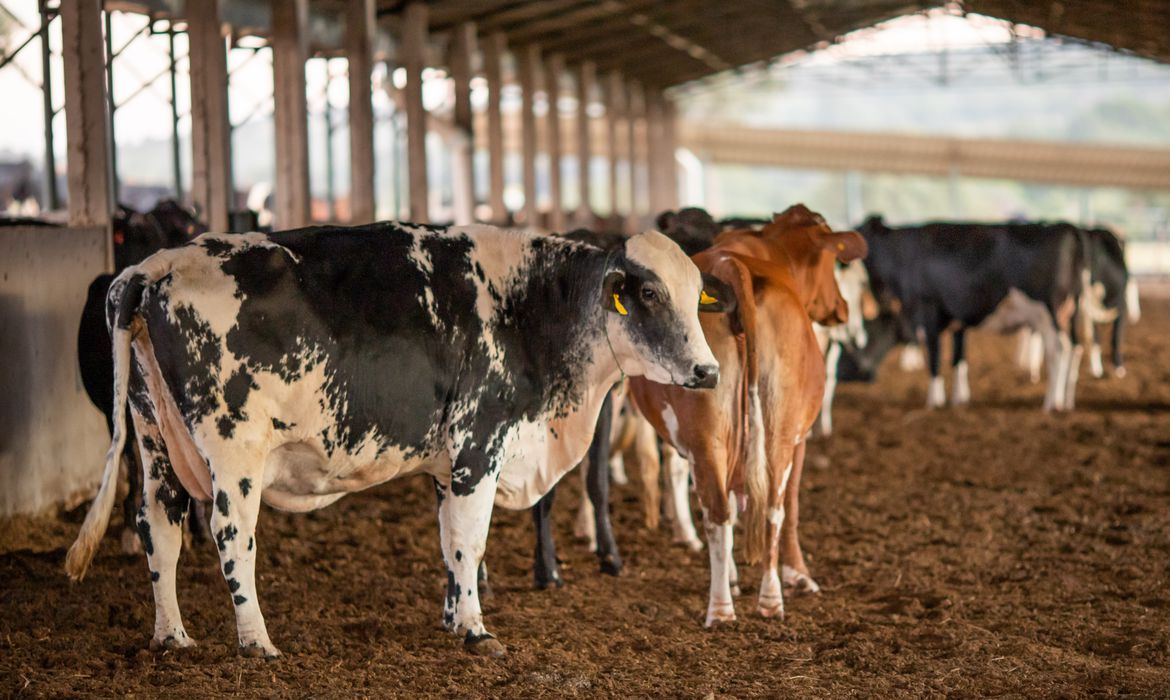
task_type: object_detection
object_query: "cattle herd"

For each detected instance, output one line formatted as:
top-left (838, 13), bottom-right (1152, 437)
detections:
top-left (63, 200), bottom-right (1137, 659)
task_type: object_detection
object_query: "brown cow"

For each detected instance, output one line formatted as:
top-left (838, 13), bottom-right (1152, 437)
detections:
top-left (628, 206), bottom-right (865, 625)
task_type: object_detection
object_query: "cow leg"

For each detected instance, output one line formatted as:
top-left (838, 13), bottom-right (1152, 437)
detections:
top-left (702, 502), bottom-right (736, 627)
top-left (922, 322), bottom-right (946, 409)
top-left (630, 415), bottom-right (661, 531)
top-left (572, 461), bottom-right (596, 549)
top-left (781, 441), bottom-right (819, 594)
top-left (758, 519), bottom-right (784, 619)
top-left (951, 328), bottom-right (970, 406)
top-left (120, 420), bottom-right (144, 555)
top-left (663, 444), bottom-right (702, 551)
top-left (1064, 312), bottom-right (1083, 411)
top-left (129, 403), bottom-right (195, 651)
top-left (1111, 316), bottom-right (1126, 378)
top-left (209, 468), bottom-right (277, 658)
top-left (1088, 321), bottom-right (1105, 379)
top-left (437, 446), bottom-right (504, 656)
top-left (1027, 329), bottom-right (1045, 384)
top-left (817, 340), bottom-right (842, 436)
top-left (1041, 324), bottom-right (1071, 412)
top-left (531, 487), bottom-right (563, 589)
top-left (587, 392), bottom-right (622, 576)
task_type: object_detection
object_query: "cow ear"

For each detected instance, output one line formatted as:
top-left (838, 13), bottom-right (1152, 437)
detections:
top-left (655, 210), bottom-right (675, 232)
top-left (603, 270), bottom-right (628, 315)
top-left (819, 231), bottom-right (868, 263)
top-left (699, 272), bottom-right (736, 314)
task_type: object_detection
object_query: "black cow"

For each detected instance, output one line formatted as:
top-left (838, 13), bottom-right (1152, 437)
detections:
top-left (857, 216), bottom-right (1085, 411)
top-left (66, 222), bottom-right (720, 658)
top-left (1079, 226), bottom-right (1138, 378)
top-left (77, 200), bottom-right (206, 553)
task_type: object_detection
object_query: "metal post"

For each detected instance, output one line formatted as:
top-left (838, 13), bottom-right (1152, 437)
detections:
top-left (38, 0), bottom-right (59, 210)
top-left (103, 9), bottom-right (119, 204)
top-left (168, 26), bottom-right (182, 199)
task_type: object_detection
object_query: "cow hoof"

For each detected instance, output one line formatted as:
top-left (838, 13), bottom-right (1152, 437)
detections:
top-left (238, 642), bottom-right (281, 659)
top-left (782, 565), bottom-right (821, 595)
top-left (150, 634), bottom-right (196, 651)
top-left (121, 528), bottom-right (143, 556)
top-left (758, 602), bottom-right (785, 620)
top-left (599, 554), bottom-right (623, 577)
top-left (465, 633), bottom-right (506, 657)
top-left (730, 583), bottom-right (741, 597)
top-left (534, 573), bottom-right (564, 590)
top-left (704, 603), bottom-right (736, 628)
top-left (1114, 366), bottom-right (1127, 379)
top-left (675, 537), bottom-right (703, 552)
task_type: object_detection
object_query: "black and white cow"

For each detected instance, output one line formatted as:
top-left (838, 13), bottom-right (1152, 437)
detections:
top-left (66, 222), bottom-right (719, 658)
top-left (858, 216), bottom-right (1085, 411)
top-left (77, 200), bottom-right (207, 553)
top-left (1018, 226), bottom-right (1139, 381)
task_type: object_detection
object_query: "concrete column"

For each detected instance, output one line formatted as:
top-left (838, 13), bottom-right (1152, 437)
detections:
top-left (401, 2), bottom-right (429, 222)
top-left (575, 61), bottom-right (594, 225)
top-left (483, 32), bottom-right (506, 224)
top-left (544, 53), bottom-right (565, 232)
top-left (605, 70), bottom-right (624, 220)
top-left (346, 0), bottom-right (376, 224)
top-left (60, 0), bottom-right (111, 231)
top-left (188, 0), bottom-right (233, 232)
top-left (645, 91), bottom-right (663, 217)
top-left (272, 0), bottom-right (311, 228)
top-left (518, 44), bottom-right (541, 228)
top-left (626, 80), bottom-right (642, 233)
top-left (448, 21), bottom-right (477, 225)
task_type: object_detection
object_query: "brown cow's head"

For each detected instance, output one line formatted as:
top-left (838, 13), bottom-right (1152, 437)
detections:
top-left (763, 205), bottom-right (867, 325)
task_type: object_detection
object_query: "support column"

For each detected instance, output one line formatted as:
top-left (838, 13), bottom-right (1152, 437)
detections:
top-left (544, 53), bottom-right (564, 232)
top-left (626, 80), bottom-right (642, 233)
top-left (272, 0), bottom-right (311, 228)
top-left (518, 44), bottom-right (541, 228)
top-left (574, 61), bottom-right (594, 226)
top-left (605, 70), bottom-right (624, 221)
top-left (645, 91), bottom-right (663, 217)
top-left (401, 2), bottom-right (429, 222)
top-left (448, 21), bottom-right (477, 225)
top-left (346, 0), bottom-right (376, 224)
top-left (483, 32), bottom-right (506, 224)
top-left (662, 97), bottom-right (678, 209)
top-left (188, 0), bottom-right (233, 232)
top-left (60, 0), bottom-right (111, 230)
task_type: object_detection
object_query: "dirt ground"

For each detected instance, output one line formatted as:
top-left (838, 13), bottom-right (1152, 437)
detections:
top-left (3, 295), bottom-right (1168, 699)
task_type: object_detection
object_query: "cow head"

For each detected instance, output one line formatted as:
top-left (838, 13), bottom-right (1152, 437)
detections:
top-left (655, 207), bottom-right (720, 257)
top-left (764, 205), bottom-right (867, 325)
top-left (603, 231), bottom-right (721, 389)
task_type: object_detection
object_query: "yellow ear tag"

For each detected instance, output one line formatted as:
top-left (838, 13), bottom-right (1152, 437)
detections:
top-left (837, 242), bottom-right (845, 251)
top-left (700, 290), bottom-right (718, 305)
top-left (613, 293), bottom-right (629, 316)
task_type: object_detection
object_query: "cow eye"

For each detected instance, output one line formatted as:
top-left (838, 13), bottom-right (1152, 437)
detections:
top-left (640, 286), bottom-right (659, 303)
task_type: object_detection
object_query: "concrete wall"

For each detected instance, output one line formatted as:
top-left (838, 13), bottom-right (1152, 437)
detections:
top-left (1, 226), bottom-right (110, 517)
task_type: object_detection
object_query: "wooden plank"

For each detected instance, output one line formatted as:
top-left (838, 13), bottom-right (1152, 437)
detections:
top-left (483, 32), bottom-right (507, 224)
top-left (575, 60), bottom-right (595, 223)
top-left (518, 43), bottom-right (540, 227)
top-left (545, 53), bottom-right (565, 232)
top-left (644, 90), bottom-right (663, 216)
top-left (662, 96), bottom-right (678, 209)
top-left (60, 0), bottom-right (112, 232)
top-left (401, 1), bottom-right (429, 222)
top-left (188, 0), bottom-right (233, 232)
top-left (448, 21), bottom-right (477, 225)
top-left (272, 0), bottom-right (311, 228)
top-left (347, 0), bottom-right (376, 224)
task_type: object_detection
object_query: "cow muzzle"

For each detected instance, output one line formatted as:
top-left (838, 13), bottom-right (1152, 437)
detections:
top-left (684, 362), bottom-right (720, 389)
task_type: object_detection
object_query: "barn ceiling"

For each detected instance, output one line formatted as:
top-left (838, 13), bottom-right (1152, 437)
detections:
top-left (111, 1), bottom-right (1170, 87)
top-left (377, 0), bottom-right (1170, 88)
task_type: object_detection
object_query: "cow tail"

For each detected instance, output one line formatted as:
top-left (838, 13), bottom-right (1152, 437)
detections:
top-left (66, 273), bottom-right (146, 581)
top-left (718, 255), bottom-right (768, 566)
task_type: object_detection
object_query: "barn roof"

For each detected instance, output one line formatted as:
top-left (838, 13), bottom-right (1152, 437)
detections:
top-left (110, 1), bottom-right (1170, 87)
